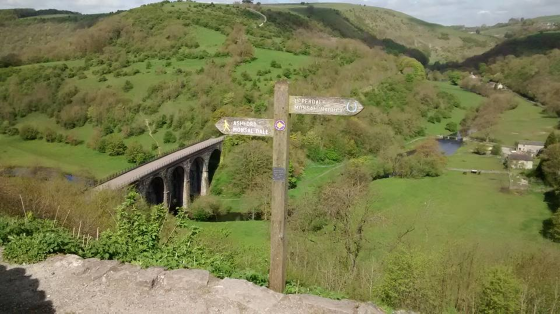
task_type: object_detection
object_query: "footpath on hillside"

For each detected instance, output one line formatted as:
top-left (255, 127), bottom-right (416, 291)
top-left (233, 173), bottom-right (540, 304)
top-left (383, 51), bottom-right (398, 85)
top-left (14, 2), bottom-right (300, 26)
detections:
top-left (0, 249), bottom-right (384, 314)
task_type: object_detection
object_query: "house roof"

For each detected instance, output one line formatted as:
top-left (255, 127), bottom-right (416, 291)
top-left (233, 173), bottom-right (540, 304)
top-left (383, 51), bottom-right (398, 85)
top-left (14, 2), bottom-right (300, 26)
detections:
top-left (509, 153), bottom-right (533, 161)
top-left (518, 141), bottom-right (544, 146)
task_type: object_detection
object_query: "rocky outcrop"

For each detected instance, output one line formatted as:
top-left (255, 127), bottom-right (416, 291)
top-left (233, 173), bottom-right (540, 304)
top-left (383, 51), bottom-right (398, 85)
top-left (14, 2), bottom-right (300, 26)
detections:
top-left (0, 252), bottom-right (384, 314)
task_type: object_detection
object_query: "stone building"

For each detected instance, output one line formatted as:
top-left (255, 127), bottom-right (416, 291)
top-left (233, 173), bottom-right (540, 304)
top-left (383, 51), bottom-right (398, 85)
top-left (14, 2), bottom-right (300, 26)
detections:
top-left (508, 153), bottom-right (534, 170)
top-left (517, 140), bottom-right (544, 156)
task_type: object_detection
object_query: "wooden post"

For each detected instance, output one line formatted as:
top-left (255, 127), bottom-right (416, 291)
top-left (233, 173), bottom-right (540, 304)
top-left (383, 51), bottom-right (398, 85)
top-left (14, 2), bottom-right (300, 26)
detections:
top-left (270, 80), bottom-right (289, 292)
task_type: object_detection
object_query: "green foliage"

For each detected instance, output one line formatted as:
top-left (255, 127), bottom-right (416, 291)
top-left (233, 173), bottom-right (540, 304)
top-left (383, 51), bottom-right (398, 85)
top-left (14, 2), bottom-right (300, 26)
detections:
top-left (102, 134), bottom-right (127, 156)
top-left (545, 131), bottom-right (558, 148)
top-left (395, 139), bottom-right (446, 178)
top-left (188, 195), bottom-right (229, 221)
top-left (474, 143), bottom-right (488, 155)
top-left (125, 142), bottom-right (153, 164)
top-left (477, 267), bottom-right (521, 314)
top-left (1, 214), bottom-right (81, 264)
top-left (122, 80), bottom-right (134, 92)
top-left (445, 122), bottom-right (458, 133)
top-left (163, 131), bottom-right (177, 144)
top-left (549, 210), bottom-right (560, 242)
top-left (377, 248), bottom-right (433, 310)
top-left (270, 60), bottom-right (282, 68)
top-left (448, 71), bottom-right (463, 85)
top-left (491, 143), bottom-right (502, 156)
top-left (43, 128), bottom-right (58, 143)
top-left (19, 124), bottom-right (39, 140)
top-left (85, 192), bottom-right (166, 262)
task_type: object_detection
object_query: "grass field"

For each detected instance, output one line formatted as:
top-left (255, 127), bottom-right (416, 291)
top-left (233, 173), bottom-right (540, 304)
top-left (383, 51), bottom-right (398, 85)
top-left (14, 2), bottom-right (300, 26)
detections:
top-left (0, 134), bottom-right (129, 178)
top-left (446, 142), bottom-right (505, 171)
top-left (491, 97), bottom-right (556, 146)
top-left (236, 48), bottom-right (312, 81)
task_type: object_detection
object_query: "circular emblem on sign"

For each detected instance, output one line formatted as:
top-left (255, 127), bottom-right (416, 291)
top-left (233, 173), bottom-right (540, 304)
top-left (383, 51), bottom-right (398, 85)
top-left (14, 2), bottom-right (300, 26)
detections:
top-left (346, 100), bottom-right (358, 113)
top-left (275, 120), bottom-right (286, 131)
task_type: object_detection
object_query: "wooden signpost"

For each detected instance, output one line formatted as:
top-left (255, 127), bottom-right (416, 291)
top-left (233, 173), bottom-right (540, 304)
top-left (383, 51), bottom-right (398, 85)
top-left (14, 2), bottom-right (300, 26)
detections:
top-left (215, 81), bottom-right (364, 293)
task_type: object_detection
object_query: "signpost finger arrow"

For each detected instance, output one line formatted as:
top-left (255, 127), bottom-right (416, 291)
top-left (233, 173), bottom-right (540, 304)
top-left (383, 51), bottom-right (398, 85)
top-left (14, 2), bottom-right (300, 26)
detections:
top-left (289, 96), bottom-right (364, 116)
top-left (215, 117), bottom-right (274, 137)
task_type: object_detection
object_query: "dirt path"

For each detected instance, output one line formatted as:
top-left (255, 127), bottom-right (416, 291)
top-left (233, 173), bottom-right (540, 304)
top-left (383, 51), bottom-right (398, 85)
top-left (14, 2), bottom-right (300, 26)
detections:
top-left (0, 251), bottom-right (384, 314)
top-left (145, 118), bottom-right (162, 156)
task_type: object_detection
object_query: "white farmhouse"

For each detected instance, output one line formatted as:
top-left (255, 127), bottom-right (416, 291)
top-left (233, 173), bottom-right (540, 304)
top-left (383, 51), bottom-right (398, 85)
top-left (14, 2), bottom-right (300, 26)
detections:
top-left (508, 153), bottom-right (534, 170)
top-left (517, 141), bottom-right (544, 156)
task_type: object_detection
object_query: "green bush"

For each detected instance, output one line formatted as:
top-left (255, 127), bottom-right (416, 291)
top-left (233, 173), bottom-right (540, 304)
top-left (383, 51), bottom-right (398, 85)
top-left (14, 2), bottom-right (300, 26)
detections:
top-left (1, 214), bottom-right (81, 264)
top-left (19, 125), bottom-right (39, 140)
top-left (125, 142), bottom-right (153, 164)
top-left (270, 60), bottom-right (282, 68)
top-left (189, 196), bottom-right (228, 221)
top-left (103, 134), bottom-right (127, 156)
top-left (122, 80), bottom-right (134, 92)
top-left (491, 143), bottom-right (502, 156)
top-left (163, 131), bottom-right (177, 144)
top-left (377, 248), bottom-right (433, 310)
top-left (43, 128), bottom-right (58, 143)
top-left (477, 267), bottom-right (521, 314)
top-left (445, 122), bottom-right (458, 133)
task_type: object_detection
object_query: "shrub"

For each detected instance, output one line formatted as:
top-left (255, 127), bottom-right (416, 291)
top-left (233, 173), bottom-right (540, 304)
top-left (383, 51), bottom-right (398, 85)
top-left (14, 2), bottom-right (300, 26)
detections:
top-left (477, 267), bottom-right (521, 314)
top-left (491, 143), bottom-right (502, 156)
top-left (104, 134), bottom-right (127, 156)
top-left (377, 248), bottom-right (433, 310)
top-left (189, 196), bottom-right (228, 221)
top-left (474, 144), bottom-right (488, 155)
top-left (43, 128), bottom-right (58, 143)
top-left (549, 210), bottom-right (560, 242)
top-left (122, 80), bottom-right (134, 92)
top-left (125, 142), bottom-right (153, 165)
top-left (98, 76), bottom-right (108, 82)
top-left (163, 131), bottom-right (177, 144)
top-left (445, 122), bottom-right (458, 133)
top-left (270, 60), bottom-right (281, 68)
top-left (0, 120), bottom-right (9, 134)
top-left (2, 214), bottom-right (81, 264)
top-left (19, 125), bottom-right (39, 141)
top-left (6, 127), bottom-right (19, 136)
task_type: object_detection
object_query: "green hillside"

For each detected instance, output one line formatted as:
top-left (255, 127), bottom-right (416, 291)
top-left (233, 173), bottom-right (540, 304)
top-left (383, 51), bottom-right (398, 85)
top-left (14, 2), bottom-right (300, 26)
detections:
top-left (266, 3), bottom-right (499, 63)
top-left (477, 15), bottom-right (560, 38)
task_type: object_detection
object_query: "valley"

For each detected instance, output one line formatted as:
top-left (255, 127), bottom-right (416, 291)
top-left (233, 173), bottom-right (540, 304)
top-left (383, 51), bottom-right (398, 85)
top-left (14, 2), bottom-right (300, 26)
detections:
top-left (1, 1), bottom-right (560, 313)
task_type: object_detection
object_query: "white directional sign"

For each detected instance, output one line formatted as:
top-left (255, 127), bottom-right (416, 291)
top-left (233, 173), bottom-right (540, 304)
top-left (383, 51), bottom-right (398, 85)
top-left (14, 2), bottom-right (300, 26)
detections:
top-left (289, 96), bottom-right (364, 116)
top-left (215, 117), bottom-right (274, 137)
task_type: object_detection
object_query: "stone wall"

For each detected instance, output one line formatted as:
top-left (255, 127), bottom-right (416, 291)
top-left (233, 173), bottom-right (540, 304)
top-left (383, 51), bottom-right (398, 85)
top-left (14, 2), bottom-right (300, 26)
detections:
top-left (0, 251), bottom-right (385, 314)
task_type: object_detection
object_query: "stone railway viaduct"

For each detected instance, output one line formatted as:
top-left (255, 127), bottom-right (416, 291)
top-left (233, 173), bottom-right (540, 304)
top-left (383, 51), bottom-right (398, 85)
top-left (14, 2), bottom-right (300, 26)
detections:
top-left (95, 137), bottom-right (224, 210)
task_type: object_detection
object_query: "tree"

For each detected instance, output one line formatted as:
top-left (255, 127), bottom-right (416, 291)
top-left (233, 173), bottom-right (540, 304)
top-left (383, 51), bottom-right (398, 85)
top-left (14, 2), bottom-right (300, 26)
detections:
top-left (445, 122), bottom-right (458, 133)
top-left (122, 80), bottom-right (134, 92)
top-left (545, 131), bottom-right (558, 148)
top-left (125, 142), bottom-right (153, 164)
top-left (540, 144), bottom-right (560, 188)
top-left (448, 71), bottom-right (463, 85)
top-left (104, 134), bottom-right (127, 156)
top-left (163, 131), bottom-right (177, 144)
top-left (474, 143), bottom-right (488, 155)
top-left (491, 143), bottom-right (502, 156)
top-left (241, 0), bottom-right (253, 3)
top-left (548, 210), bottom-right (560, 242)
top-left (43, 128), bottom-right (58, 143)
top-left (19, 125), bottom-right (39, 141)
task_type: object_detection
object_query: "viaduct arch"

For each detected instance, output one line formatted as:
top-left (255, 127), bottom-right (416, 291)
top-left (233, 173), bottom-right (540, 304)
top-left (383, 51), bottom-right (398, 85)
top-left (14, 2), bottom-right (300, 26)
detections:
top-left (95, 137), bottom-right (224, 211)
